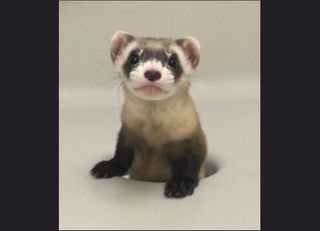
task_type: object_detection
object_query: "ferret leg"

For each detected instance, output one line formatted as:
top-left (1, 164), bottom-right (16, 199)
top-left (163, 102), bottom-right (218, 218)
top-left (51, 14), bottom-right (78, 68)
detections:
top-left (164, 141), bottom-right (205, 198)
top-left (91, 126), bottom-right (134, 178)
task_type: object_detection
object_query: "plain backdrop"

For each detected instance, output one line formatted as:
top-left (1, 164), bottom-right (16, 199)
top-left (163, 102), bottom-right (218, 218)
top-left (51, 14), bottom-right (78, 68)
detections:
top-left (59, 1), bottom-right (260, 230)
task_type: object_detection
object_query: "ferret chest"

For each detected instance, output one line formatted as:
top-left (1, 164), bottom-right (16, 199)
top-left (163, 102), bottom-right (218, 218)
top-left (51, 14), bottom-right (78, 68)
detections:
top-left (122, 93), bottom-right (198, 146)
top-left (131, 107), bottom-right (176, 145)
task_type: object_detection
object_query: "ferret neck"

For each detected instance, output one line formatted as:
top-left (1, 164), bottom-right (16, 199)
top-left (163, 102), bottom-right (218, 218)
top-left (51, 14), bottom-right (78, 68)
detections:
top-left (123, 86), bottom-right (190, 108)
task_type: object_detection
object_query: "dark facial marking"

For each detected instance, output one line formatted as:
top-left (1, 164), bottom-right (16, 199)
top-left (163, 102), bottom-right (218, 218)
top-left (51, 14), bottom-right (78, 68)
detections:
top-left (167, 53), bottom-right (183, 81)
top-left (122, 49), bottom-right (140, 78)
top-left (122, 47), bottom-right (183, 81)
top-left (140, 48), bottom-right (167, 65)
top-left (140, 49), bottom-right (183, 81)
top-left (129, 53), bottom-right (139, 65)
top-left (168, 56), bottom-right (177, 68)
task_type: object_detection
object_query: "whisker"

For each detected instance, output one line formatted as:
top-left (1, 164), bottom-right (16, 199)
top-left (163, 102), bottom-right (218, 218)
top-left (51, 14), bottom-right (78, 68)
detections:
top-left (191, 73), bottom-right (208, 81)
top-left (130, 76), bottom-right (146, 83)
top-left (99, 76), bottom-right (121, 91)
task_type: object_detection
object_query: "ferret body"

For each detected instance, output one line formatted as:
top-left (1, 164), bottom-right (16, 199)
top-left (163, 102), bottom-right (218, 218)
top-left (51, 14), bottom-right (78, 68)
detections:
top-left (91, 31), bottom-right (207, 198)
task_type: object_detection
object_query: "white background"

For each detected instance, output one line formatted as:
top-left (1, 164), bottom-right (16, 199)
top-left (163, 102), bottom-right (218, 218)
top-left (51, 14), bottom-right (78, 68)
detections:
top-left (59, 1), bottom-right (260, 229)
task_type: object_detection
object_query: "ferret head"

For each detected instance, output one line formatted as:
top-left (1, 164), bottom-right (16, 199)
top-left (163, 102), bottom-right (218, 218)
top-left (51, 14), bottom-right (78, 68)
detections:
top-left (110, 31), bottom-right (200, 101)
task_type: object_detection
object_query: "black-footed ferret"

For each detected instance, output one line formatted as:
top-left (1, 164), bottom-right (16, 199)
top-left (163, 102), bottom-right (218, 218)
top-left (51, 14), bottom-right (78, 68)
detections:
top-left (91, 31), bottom-right (207, 198)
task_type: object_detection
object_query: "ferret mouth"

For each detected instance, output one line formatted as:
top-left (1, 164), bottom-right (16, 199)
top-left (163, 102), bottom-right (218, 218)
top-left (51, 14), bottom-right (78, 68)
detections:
top-left (134, 84), bottom-right (168, 96)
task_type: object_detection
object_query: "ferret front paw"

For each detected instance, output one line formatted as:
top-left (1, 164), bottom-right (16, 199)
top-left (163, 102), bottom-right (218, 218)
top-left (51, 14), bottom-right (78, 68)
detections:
top-left (90, 160), bottom-right (121, 179)
top-left (164, 177), bottom-right (198, 198)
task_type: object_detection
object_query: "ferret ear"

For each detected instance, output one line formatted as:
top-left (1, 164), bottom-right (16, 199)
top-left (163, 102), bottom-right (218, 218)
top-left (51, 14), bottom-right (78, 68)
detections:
top-left (110, 31), bottom-right (135, 63)
top-left (176, 37), bottom-right (200, 69)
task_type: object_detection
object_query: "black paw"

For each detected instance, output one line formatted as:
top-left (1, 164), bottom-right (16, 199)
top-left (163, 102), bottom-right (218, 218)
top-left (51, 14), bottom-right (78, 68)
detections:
top-left (90, 160), bottom-right (121, 179)
top-left (164, 177), bottom-right (198, 198)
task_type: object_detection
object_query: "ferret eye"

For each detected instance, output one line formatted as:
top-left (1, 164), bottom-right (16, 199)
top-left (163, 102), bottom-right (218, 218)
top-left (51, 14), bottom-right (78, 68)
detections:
top-left (129, 54), bottom-right (139, 65)
top-left (168, 57), bottom-right (177, 68)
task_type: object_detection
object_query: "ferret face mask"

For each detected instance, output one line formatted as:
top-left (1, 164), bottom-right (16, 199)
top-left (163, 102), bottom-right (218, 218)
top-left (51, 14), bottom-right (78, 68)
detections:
top-left (110, 31), bottom-right (201, 101)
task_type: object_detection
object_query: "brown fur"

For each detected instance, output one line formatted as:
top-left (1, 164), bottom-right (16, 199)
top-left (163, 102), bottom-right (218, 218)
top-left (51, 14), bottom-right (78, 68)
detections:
top-left (121, 85), bottom-right (207, 182)
top-left (91, 32), bottom-right (207, 199)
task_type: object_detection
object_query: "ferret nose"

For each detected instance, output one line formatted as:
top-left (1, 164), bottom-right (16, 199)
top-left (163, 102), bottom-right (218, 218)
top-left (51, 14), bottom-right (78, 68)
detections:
top-left (144, 70), bottom-right (161, 82)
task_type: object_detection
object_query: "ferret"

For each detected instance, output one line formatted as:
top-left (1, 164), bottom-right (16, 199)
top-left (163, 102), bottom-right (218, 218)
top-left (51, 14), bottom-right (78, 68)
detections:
top-left (91, 31), bottom-right (207, 198)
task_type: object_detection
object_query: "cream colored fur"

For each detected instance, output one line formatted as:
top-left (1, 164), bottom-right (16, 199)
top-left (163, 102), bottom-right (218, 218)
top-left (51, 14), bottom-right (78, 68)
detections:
top-left (122, 85), bottom-right (206, 181)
